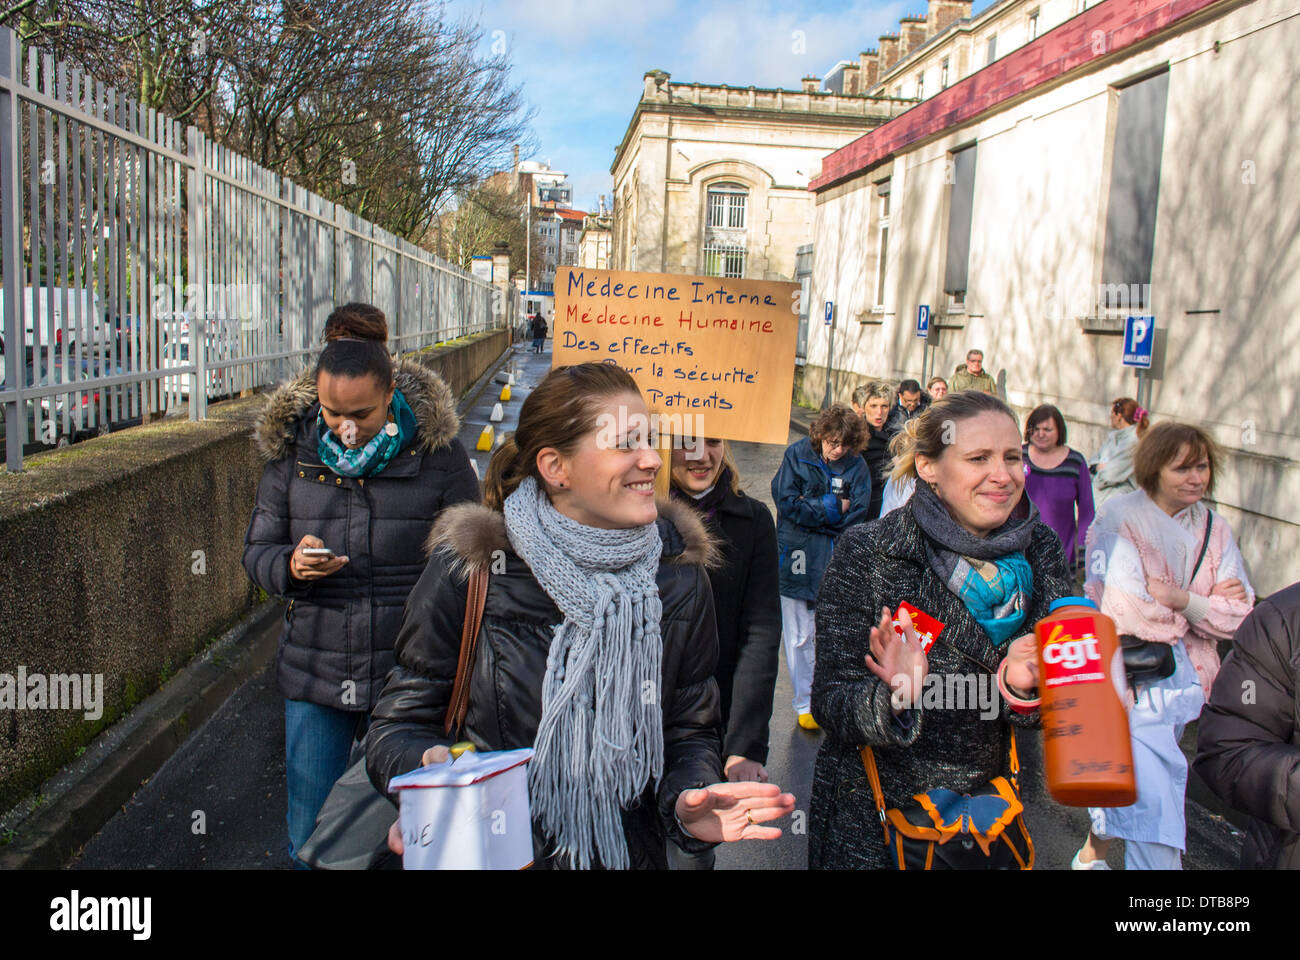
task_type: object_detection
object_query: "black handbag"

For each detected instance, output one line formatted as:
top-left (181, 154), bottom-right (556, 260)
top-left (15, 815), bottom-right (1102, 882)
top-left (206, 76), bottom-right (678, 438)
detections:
top-left (1120, 511), bottom-right (1213, 689)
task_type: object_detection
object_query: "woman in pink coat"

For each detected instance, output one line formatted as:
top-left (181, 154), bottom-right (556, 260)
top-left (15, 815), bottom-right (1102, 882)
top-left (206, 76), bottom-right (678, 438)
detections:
top-left (1072, 422), bottom-right (1254, 870)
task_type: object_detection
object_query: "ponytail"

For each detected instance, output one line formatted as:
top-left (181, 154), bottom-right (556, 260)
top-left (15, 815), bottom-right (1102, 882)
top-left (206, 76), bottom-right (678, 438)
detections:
top-left (483, 433), bottom-right (523, 511)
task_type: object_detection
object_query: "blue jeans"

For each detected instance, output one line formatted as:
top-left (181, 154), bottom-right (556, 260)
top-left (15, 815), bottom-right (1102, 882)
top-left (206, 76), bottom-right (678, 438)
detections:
top-left (284, 698), bottom-right (364, 869)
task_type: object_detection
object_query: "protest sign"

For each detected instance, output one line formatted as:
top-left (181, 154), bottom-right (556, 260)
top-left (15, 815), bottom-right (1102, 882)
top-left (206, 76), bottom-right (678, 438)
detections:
top-left (553, 267), bottom-right (799, 445)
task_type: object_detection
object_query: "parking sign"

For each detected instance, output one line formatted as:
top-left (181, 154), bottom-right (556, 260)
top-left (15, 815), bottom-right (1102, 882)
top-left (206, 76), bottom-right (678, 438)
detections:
top-left (917, 304), bottom-right (930, 338)
top-left (1122, 315), bottom-right (1154, 368)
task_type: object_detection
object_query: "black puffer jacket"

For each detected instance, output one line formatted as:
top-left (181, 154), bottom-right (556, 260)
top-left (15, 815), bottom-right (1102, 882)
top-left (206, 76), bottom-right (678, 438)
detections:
top-left (1194, 582), bottom-right (1300, 869)
top-left (809, 501), bottom-right (1070, 869)
top-left (365, 498), bottom-right (724, 869)
top-left (242, 360), bottom-right (480, 713)
top-left (681, 484), bottom-right (781, 765)
top-left (862, 425), bottom-right (890, 521)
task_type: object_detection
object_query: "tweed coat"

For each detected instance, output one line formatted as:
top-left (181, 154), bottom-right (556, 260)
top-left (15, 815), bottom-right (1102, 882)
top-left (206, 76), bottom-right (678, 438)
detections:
top-left (808, 499), bottom-right (1071, 869)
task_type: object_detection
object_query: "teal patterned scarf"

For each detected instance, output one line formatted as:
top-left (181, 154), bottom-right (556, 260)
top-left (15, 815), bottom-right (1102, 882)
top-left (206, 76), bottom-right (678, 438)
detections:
top-left (316, 388), bottom-right (416, 478)
top-left (911, 479), bottom-right (1037, 646)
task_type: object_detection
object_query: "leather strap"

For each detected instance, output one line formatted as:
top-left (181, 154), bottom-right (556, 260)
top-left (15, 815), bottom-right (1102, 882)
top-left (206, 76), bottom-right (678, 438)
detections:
top-left (443, 567), bottom-right (489, 738)
top-left (858, 745), bottom-right (889, 842)
top-left (1190, 510), bottom-right (1213, 583)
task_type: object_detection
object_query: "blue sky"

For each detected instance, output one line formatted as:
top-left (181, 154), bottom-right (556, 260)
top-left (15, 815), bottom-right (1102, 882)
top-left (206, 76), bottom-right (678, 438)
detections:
top-left (469, 0), bottom-right (914, 212)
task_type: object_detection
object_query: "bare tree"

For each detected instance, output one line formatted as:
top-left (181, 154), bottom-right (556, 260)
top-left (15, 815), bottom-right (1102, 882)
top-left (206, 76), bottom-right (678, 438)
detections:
top-left (2, 0), bottom-right (537, 245)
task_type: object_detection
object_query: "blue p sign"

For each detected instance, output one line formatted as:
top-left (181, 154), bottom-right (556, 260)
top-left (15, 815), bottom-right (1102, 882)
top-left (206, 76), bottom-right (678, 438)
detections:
top-left (1122, 315), bottom-right (1154, 368)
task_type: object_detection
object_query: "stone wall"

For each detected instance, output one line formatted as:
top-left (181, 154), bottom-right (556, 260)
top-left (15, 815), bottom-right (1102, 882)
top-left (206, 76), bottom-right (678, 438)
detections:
top-left (0, 329), bottom-right (507, 812)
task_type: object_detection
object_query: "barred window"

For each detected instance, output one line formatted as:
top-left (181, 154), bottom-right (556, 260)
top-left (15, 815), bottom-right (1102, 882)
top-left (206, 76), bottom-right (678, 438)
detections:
top-left (706, 183), bottom-right (747, 229)
top-left (703, 242), bottom-right (746, 279)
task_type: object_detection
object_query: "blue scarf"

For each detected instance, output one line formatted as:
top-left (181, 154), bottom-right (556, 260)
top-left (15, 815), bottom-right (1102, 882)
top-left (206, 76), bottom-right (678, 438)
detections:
top-left (316, 389), bottom-right (416, 478)
top-left (944, 553), bottom-right (1034, 646)
top-left (910, 479), bottom-right (1037, 646)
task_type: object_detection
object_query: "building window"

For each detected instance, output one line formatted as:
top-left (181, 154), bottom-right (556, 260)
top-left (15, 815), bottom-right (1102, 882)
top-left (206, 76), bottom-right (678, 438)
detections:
top-left (987, 35), bottom-right (998, 63)
top-left (706, 183), bottom-right (747, 229)
top-left (944, 144), bottom-right (977, 297)
top-left (875, 179), bottom-right (891, 307)
top-left (941, 58), bottom-right (950, 89)
top-left (703, 242), bottom-right (746, 279)
top-left (1029, 9), bottom-right (1039, 40)
top-left (1101, 71), bottom-right (1170, 310)
top-left (916, 72), bottom-right (924, 99)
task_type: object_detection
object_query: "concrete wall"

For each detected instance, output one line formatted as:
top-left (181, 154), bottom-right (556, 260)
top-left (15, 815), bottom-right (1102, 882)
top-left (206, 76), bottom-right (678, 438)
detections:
top-left (0, 329), bottom-right (507, 812)
top-left (808, 0), bottom-right (1300, 595)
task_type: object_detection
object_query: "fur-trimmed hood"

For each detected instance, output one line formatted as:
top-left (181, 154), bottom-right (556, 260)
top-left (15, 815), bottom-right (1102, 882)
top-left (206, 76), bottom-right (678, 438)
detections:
top-left (253, 358), bottom-right (459, 462)
top-left (424, 497), bottom-right (720, 576)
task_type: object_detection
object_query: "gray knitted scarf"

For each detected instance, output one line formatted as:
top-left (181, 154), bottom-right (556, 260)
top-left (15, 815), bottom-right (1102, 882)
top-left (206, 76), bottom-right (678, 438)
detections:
top-left (502, 476), bottom-right (665, 869)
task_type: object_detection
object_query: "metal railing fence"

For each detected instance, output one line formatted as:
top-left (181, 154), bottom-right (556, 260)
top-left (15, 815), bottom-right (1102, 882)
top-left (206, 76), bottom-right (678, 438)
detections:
top-left (0, 26), bottom-right (496, 471)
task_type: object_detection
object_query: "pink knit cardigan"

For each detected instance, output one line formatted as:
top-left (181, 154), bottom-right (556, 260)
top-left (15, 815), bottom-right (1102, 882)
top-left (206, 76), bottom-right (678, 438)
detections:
top-left (1084, 495), bottom-right (1254, 697)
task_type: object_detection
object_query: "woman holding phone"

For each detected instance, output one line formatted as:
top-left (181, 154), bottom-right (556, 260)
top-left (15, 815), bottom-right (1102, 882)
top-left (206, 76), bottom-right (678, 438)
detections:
top-left (242, 303), bottom-right (479, 868)
top-left (367, 363), bottom-right (795, 869)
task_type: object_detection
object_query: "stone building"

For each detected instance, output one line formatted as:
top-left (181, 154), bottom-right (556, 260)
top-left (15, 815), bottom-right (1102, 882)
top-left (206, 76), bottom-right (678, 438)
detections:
top-left (805, 0), bottom-right (1300, 594)
top-left (578, 202), bottom-right (613, 270)
top-left (609, 70), bottom-right (908, 287)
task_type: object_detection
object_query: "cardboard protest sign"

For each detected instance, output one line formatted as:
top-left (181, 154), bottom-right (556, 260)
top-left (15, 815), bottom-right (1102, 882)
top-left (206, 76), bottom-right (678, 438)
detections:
top-left (552, 267), bottom-right (799, 445)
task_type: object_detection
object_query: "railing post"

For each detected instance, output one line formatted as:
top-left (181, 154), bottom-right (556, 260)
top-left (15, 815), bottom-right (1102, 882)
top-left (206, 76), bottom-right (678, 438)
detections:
top-left (1, 27), bottom-right (26, 471)
top-left (186, 125), bottom-right (207, 419)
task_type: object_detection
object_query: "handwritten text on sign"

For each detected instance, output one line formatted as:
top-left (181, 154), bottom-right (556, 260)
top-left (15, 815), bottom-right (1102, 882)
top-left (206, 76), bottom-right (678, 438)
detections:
top-left (553, 267), bottom-right (799, 445)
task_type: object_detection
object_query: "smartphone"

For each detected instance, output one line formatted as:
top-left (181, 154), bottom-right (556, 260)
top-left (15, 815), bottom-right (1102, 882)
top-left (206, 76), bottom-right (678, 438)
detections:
top-left (301, 547), bottom-right (336, 559)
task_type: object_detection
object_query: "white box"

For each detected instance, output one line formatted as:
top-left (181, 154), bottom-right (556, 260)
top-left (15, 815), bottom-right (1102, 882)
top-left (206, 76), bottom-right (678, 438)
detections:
top-left (390, 748), bottom-right (534, 870)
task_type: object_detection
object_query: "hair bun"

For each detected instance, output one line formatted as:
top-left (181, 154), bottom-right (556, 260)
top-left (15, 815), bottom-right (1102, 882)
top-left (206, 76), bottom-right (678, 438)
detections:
top-left (322, 302), bottom-right (388, 343)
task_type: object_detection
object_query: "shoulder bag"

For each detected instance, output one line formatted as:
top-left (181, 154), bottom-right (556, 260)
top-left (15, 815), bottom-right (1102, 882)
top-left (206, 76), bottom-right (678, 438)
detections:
top-left (1120, 510), bottom-right (1212, 688)
top-left (859, 725), bottom-right (1034, 870)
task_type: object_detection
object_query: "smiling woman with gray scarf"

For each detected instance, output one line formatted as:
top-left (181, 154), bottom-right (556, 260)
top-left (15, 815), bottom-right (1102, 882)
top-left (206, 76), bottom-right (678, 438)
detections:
top-left (808, 390), bottom-right (1072, 869)
top-left (366, 362), bottom-right (795, 869)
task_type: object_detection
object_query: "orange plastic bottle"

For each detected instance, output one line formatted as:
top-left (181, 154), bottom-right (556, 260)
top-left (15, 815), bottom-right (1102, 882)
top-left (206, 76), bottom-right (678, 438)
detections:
top-left (1035, 597), bottom-right (1136, 807)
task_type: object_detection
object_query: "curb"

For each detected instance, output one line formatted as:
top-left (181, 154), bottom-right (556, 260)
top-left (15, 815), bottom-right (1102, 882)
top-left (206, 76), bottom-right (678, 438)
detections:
top-left (455, 342), bottom-right (516, 420)
top-left (0, 602), bottom-right (281, 870)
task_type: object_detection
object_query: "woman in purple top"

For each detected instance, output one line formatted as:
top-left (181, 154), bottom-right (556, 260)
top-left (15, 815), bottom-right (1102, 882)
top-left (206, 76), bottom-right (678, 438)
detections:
top-left (1022, 404), bottom-right (1095, 572)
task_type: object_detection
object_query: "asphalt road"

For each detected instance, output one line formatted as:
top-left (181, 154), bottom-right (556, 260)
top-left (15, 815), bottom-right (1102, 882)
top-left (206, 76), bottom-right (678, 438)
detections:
top-left (70, 342), bottom-right (1246, 870)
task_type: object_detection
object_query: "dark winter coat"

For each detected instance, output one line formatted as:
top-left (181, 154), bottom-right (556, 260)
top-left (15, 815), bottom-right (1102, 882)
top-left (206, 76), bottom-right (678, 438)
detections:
top-left (242, 360), bottom-right (480, 713)
top-left (808, 500), bottom-right (1071, 869)
top-left (364, 498), bottom-right (724, 870)
top-left (1194, 582), bottom-right (1300, 869)
top-left (772, 435), bottom-right (873, 602)
top-left (883, 396), bottom-right (929, 442)
top-left (685, 484), bottom-right (781, 764)
top-left (862, 426), bottom-right (890, 522)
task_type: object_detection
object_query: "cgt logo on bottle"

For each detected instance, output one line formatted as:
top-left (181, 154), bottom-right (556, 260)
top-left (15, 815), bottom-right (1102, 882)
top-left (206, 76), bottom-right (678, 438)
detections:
top-left (1041, 619), bottom-right (1105, 687)
top-left (49, 890), bottom-right (151, 941)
